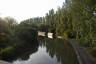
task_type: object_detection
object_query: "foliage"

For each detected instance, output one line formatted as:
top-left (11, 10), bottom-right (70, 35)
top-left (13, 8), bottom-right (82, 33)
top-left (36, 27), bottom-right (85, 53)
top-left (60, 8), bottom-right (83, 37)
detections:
top-left (0, 16), bottom-right (38, 61)
top-left (87, 47), bottom-right (96, 58)
top-left (43, 0), bottom-right (96, 47)
top-left (0, 46), bottom-right (14, 55)
top-left (16, 25), bottom-right (38, 43)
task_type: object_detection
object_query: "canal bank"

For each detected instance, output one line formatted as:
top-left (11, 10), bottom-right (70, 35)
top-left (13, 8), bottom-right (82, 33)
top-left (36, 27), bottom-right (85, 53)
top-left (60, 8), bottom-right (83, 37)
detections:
top-left (65, 38), bottom-right (96, 64)
top-left (0, 60), bottom-right (12, 64)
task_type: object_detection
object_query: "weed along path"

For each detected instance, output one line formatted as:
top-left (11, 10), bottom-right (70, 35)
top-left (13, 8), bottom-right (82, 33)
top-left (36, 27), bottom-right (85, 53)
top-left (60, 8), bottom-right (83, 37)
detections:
top-left (65, 38), bottom-right (96, 64)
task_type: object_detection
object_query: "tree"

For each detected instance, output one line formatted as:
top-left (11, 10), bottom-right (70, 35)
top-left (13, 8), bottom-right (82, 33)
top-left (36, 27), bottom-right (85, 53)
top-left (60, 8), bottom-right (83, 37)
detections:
top-left (45, 9), bottom-right (56, 33)
top-left (4, 17), bottom-right (18, 36)
top-left (0, 18), bottom-right (11, 48)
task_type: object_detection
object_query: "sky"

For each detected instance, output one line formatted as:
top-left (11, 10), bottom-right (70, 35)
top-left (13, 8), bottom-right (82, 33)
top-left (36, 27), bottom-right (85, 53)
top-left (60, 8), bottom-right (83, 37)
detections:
top-left (0, 0), bottom-right (65, 22)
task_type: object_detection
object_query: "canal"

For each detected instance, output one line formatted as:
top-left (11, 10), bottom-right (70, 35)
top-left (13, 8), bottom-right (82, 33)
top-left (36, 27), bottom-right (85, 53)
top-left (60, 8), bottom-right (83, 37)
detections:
top-left (11, 37), bottom-right (79, 64)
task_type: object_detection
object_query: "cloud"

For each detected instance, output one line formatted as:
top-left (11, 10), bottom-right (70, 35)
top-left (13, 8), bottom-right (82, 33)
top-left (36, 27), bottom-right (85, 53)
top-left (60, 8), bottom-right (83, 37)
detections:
top-left (0, 0), bottom-right (65, 22)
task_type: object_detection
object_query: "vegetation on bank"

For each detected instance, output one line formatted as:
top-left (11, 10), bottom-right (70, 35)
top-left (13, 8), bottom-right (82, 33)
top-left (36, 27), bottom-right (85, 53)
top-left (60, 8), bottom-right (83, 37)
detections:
top-left (0, 17), bottom-right (38, 61)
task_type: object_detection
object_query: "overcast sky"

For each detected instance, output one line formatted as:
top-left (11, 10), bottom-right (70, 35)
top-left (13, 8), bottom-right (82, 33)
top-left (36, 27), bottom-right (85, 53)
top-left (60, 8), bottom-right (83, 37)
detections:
top-left (0, 0), bottom-right (65, 22)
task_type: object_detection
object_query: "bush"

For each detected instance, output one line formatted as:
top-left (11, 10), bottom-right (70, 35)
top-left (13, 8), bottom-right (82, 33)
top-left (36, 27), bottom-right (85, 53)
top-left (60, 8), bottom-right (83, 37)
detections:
top-left (79, 37), bottom-right (95, 47)
top-left (64, 32), bottom-right (68, 38)
top-left (64, 30), bottom-right (76, 38)
top-left (17, 26), bottom-right (38, 43)
top-left (88, 48), bottom-right (96, 58)
top-left (0, 46), bottom-right (14, 55)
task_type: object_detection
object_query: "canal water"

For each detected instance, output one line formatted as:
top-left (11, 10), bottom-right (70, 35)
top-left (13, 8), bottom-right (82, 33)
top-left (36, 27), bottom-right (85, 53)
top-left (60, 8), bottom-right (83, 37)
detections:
top-left (12, 37), bottom-right (79, 64)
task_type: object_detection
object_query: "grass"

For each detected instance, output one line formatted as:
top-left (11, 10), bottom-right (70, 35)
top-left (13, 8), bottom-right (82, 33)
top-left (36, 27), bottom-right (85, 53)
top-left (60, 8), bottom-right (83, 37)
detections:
top-left (0, 46), bottom-right (14, 55)
top-left (87, 47), bottom-right (96, 59)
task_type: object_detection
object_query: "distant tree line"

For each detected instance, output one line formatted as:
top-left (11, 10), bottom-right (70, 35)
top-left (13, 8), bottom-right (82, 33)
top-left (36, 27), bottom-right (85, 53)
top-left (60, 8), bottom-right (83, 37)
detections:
top-left (21, 0), bottom-right (96, 47)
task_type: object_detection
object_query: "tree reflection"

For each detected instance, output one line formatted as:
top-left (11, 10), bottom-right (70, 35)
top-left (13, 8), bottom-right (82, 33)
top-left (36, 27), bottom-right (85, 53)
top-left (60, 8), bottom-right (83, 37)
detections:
top-left (18, 42), bottom-right (39, 60)
top-left (3, 37), bottom-right (79, 64)
top-left (39, 38), bottom-right (79, 64)
top-left (1, 41), bottom-right (39, 62)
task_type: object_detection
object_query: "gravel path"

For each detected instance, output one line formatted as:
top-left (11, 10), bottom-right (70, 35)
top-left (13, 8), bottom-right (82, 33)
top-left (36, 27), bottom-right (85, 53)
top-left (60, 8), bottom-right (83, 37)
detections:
top-left (65, 38), bottom-right (96, 64)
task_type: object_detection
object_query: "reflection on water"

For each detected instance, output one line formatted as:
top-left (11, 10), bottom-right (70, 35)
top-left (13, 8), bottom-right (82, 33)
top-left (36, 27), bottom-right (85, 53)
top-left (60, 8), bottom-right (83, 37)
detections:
top-left (12, 37), bottom-right (79, 64)
top-left (13, 46), bottom-right (59, 64)
top-left (0, 42), bottom-right (39, 62)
